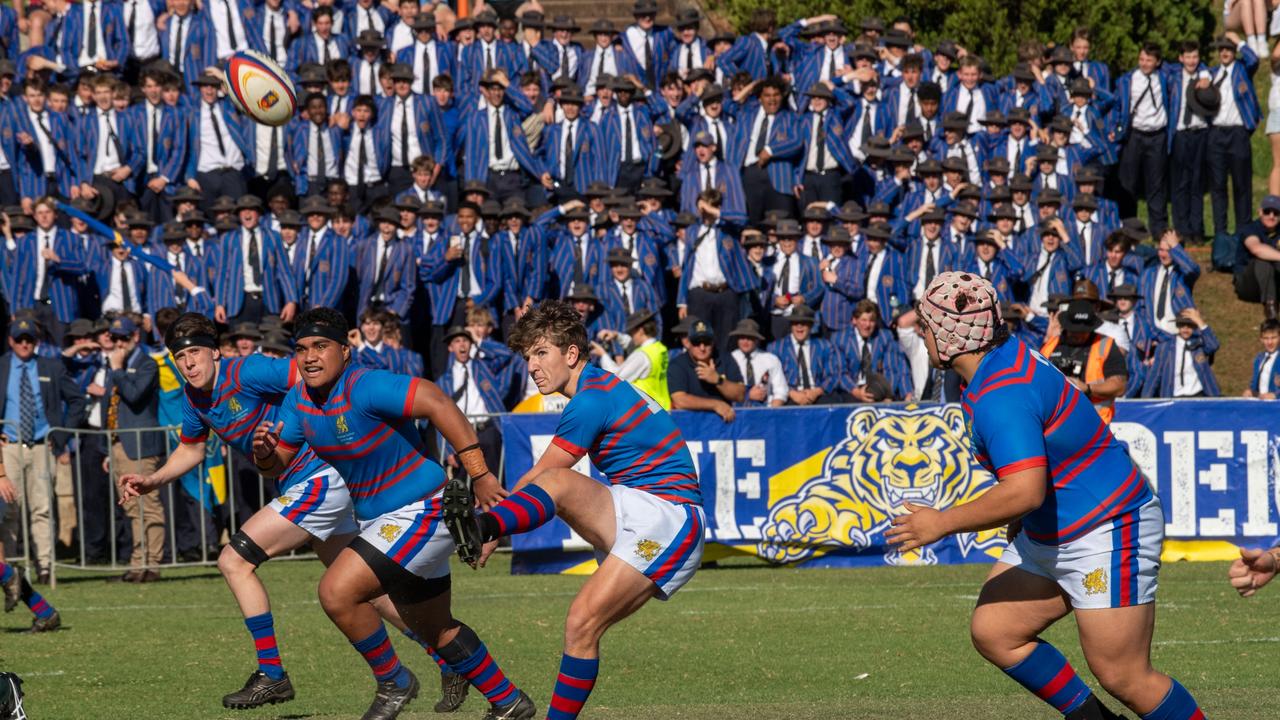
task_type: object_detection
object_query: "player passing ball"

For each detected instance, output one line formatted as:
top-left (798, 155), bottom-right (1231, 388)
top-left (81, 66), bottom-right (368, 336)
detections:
top-left (118, 313), bottom-right (467, 718)
top-left (252, 308), bottom-right (536, 720)
top-left (444, 300), bottom-right (706, 720)
top-left (886, 273), bottom-right (1206, 720)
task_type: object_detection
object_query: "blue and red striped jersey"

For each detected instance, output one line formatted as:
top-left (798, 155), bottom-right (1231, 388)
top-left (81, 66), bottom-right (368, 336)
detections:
top-left (276, 366), bottom-right (444, 520)
top-left (551, 364), bottom-right (702, 506)
top-left (180, 355), bottom-right (326, 492)
top-left (962, 337), bottom-right (1152, 546)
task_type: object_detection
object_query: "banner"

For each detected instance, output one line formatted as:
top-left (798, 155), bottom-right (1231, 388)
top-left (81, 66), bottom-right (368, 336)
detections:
top-left (501, 400), bottom-right (1280, 575)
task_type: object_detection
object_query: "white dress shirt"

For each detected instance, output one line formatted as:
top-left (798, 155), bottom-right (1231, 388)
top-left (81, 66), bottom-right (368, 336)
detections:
top-left (388, 21), bottom-right (414, 55)
top-left (864, 250), bottom-right (886, 304)
top-left (344, 125), bottom-right (382, 185)
top-left (745, 112), bottom-right (774, 166)
top-left (307, 123), bottom-right (339, 178)
top-left (1260, 351), bottom-right (1278, 394)
top-left (1128, 70), bottom-right (1167, 132)
top-left (390, 96), bottom-right (425, 168)
top-left (806, 111), bottom-right (837, 172)
top-left (260, 6), bottom-right (289, 64)
top-left (688, 226), bottom-right (726, 288)
top-left (451, 361), bottom-right (486, 416)
top-left (198, 102), bottom-right (244, 171)
top-left (1172, 335), bottom-right (1204, 397)
top-left (101, 256), bottom-right (139, 313)
top-left (91, 109), bottom-right (124, 176)
top-left (78, 0), bottom-right (108, 66)
top-left (1028, 248), bottom-right (1053, 315)
top-left (1176, 68), bottom-right (1210, 131)
top-left (412, 40), bottom-right (440, 91)
top-left (1212, 61), bottom-right (1245, 128)
top-left (913, 237), bottom-right (942, 300)
top-left (254, 122), bottom-right (287, 176)
top-left (617, 105), bottom-right (642, 164)
top-left (585, 46), bottom-right (618, 95)
top-left (955, 85), bottom-right (986, 133)
top-left (488, 106), bottom-right (518, 171)
top-left (123, 0), bottom-right (159, 59)
top-left (241, 228), bottom-right (265, 293)
top-left (731, 348), bottom-right (788, 403)
top-left (27, 108), bottom-right (57, 173)
top-left (623, 26), bottom-right (652, 71)
top-left (209, 0), bottom-right (246, 60)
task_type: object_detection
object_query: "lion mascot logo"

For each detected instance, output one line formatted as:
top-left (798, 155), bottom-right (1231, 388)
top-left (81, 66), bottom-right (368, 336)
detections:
top-left (758, 405), bottom-right (1007, 565)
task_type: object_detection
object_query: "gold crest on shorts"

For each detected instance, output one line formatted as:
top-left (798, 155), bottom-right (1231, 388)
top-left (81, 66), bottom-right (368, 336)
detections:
top-left (277, 496), bottom-right (291, 506)
top-left (379, 524), bottom-right (402, 543)
top-left (1082, 568), bottom-right (1107, 596)
top-left (634, 539), bottom-right (662, 562)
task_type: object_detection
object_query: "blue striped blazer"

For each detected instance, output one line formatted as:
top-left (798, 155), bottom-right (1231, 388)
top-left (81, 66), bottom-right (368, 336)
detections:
top-left (675, 223), bottom-right (757, 305)
top-left (597, 103), bottom-right (660, 182)
top-left (144, 247), bottom-right (215, 317)
top-left (76, 107), bottom-right (145, 193)
top-left (50, 1), bottom-right (129, 78)
top-left (1141, 328), bottom-right (1221, 398)
top-left (9, 100), bottom-right (78, 199)
top-left (157, 12), bottom-right (218, 92)
top-left (830, 327), bottom-right (913, 400)
top-left (354, 233), bottom-right (416, 318)
top-left (212, 226), bottom-right (298, 317)
top-left (728, 104), bottom-right (803, 195)
top-left (375, 93), bottom-right (448, 171)
top-left (292, 227), bottom-right (351, 311)
top-left (125, 102), bottom-right (187, 193)
top-left (769, 334), bottom-right (842, 394)
top-left (460, 98), bottom-right (542, 182)
top-left (420, 229), bottom-right (503, 323)
top-left (539, 118), bottom-right (604, 194)
top-left (183, 100), bottom-right (251, 177)
top-left (286, 119), bottom-right (345, 195)
top-left (6, 229), bottom-right (87, 323)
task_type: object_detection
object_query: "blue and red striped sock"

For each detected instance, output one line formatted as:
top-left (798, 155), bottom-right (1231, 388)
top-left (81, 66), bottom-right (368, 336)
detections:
top-left (244, 612), bottom-right (285, 680)
top-left (450, 640), bottom-right (518, 706)
top-left (352, 626), bottom-right (411, 689)
top-left (481, 484), bottom-right (556, 541)
top-left (1141, 680), bottom-right (1205, 720)
top-left (546, 654), bottom-right (599, 720)
top-left (399, 627), bottom-right (450, 674)
top-left (0, 562), bottom-right (13, 584)
top-left (19, 578), bottom-right (54, 620)
top-left (1002, 641), bottom-right (1093, 715)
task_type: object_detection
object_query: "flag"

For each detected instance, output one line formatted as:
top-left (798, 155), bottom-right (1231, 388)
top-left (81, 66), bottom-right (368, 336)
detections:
top-left (57, 202), bottom-right (175, 272)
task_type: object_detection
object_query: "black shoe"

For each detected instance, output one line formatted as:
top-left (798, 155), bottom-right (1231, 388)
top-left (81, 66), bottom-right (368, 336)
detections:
top-left (221, 670), bottom-right (295, 709)
top-left (434, 671), bottom-right (469, 712)
top-left (442, 476), bottom-right (482, 569)
top-left (34, 571), bottom-right (49, 585)
top-left (2, 570), bottom-right (20, 613)
top-left (24, 611), bottom-right (60, 634)
top-left (482, 691), bottom-right (536, 720)
top-left (361, 669), bottom-right (419, 720)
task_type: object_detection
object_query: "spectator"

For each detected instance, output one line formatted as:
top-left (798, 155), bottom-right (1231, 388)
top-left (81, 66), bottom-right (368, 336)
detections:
top-left (1244, 319), bottom-right (1280, 398)
top-left (1140, 229), bottom-right (1200, 336)
top-left (1107, 283), bottom-right (1160, 397)
top-left (594, 308), bottom-right (671, 409)
top-left (768, 219), bottom-right (823, 340)
top-left (436, 325), bottom-right (504, 484)
top-left (1142, 309), bottom-right (1222, 398)
top-left (1206, 33), bottom-right (1261, 243)
top-left (1041, 299), bottom-right (1127, 423)
top-left (0, 319), bottom-right (84, 582)
top-left (1236, 195), bottom-right (1280, 319)
top-left (227, 323), bottom-right (261, 357)
top-left (725, 319), bottom-right (786, 408)
top-left (98, 316), bottom-right (165, 582)
top-left (769, 304), bottom-right (844, 405)
top-left (669, 318), bottom-right (744, 422)
top-left (834, 300), bottom-right (913, 402)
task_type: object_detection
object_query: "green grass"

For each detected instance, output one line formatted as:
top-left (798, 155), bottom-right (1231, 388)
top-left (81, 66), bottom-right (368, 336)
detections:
top-left (3, 556), bottom-right (1274, 718)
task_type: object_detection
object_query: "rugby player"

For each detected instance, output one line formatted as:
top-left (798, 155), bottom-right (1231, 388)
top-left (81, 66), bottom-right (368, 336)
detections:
top-left (444, 300), bottom-right (705, 720)
top-left (118, 313), bottom-right (467, 718)
top-left (887, 273), bottom-right (1205, 720)
top-left (251, 308), bottom-right (536, 720)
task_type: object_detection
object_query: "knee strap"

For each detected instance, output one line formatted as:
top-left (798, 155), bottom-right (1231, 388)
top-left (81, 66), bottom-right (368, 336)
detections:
top-left (436, 623), bottom-right (482, 667)
top-left (228, 531), bottom-right (270, 567)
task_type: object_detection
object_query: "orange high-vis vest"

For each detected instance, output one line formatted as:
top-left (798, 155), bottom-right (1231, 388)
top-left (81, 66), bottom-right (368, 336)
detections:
top-left (1041, 335), bottom-right (1116, 424)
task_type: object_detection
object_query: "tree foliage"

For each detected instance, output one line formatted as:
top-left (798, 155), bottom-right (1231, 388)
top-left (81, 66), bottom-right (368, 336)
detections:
top-left (707, 0), bottom-right (1218, 73)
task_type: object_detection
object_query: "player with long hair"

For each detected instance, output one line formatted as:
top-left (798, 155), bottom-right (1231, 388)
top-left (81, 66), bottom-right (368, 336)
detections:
top-left (887, 273), bottom-right (1206, 720)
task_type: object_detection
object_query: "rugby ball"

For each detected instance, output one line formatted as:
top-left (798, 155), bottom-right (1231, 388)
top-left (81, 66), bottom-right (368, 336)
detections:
top-left (223, 50), bottom-right (297, 127)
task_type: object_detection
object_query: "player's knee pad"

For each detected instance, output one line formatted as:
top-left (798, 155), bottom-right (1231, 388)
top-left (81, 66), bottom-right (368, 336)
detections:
top-left (228, 531), bottom-right (270, 567)
top-left (349, 536), bottom-right (451, 605)
top-left (436, 623), bottom-right (482, 666)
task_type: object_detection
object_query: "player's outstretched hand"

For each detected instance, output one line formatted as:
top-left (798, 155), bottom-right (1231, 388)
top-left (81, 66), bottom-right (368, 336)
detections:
top-left (252, 421), bottom-right (284, 461)
top-left (1229, 547), bottom-right (1279, 597)
top-left (474, 473), bottom-right (508, 511)
top-left (885, 502), bottom-right (948, 552)
top-left (117, 473), bottom-right (158, 504)
top-left (478, 539), bottom-right (500, 568)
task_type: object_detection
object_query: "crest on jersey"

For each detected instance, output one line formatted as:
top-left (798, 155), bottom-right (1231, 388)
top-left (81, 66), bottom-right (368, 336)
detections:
top-left (379, 524), bottom-right (402, 542)
top-left (1082, 568), bottom-right (1107, 596)
top-left (228, 396), bottom-right (243, 415)
top-left (336, 414), bottom-right (350, 435)
top-left (758, 405), bottom-right (1005, 566)
top-left (634, 539), bottom-right (662, 562)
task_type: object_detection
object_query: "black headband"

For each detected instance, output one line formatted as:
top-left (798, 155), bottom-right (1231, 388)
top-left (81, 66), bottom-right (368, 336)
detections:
top-left (293, 323), bottom-right (349, 345)
top-left (166, 334), bottom-right (218, 354)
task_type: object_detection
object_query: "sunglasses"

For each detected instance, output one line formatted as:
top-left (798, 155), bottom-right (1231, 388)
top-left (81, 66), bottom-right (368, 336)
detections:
top-left (1263, 208), bottom-right (1280, 217)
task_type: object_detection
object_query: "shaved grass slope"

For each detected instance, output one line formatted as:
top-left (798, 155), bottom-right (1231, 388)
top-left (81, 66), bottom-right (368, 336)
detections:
top-left (2, 555), bottom-right (1275, 719)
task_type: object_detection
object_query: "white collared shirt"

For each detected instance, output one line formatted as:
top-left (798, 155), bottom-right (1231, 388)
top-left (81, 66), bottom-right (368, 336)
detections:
top-left (198, 102), bottom-right (244, 171)
top-left (688, 226), bottom-right (726, 288)
top-left (78, 0), bottom-right (107, 66)
top-left (806, 110), bottom-right (837, 172)
top-left (1173, 335), bottom-right (1204, 397)
top-left (1028, 248), bottom-right (1053, 314)
top-left (388, 21), bottom-right (414, 55)
top-left (896, 83), bottom-right (920, 126)
top-left (412, 40), bottom-right (439, 91)
top-left (307, 123), bottom-right (339, 178)
top-left (559, 118), bottom-right (579, 178)
top-left (354, 3), bottom-right (385, 34)
top-left (1261, 351), bottom-right (1278, 393)
top-left (617, 105), bottom-right (641, 163)
top-left (209, 0), bottom-right (246, 60)
top-left (101, 256), bottom-right (139, 313)
top-left (488, 105), bottom-right (518, 171)
top-left (772, 251), bottom-right (802, 308)
top-left (819, 46), bottom-right (845, 82)
top-left (913, 236), bottom-right (941, 300)
top-left (390, 96), bottom-right (425, 168)
top-left (864, 251), bottom-right (886, 303)
top-left (1212, 60), bottom-right (1245, 128)
top-left (1129, 70), bottom-right (1167, 131)
top-left (956, 85), bottom-right (986, 133)
top-left (32, 229), bottom-right (55, 301)
top-left (344, 124), bottom-right (382, 185)
top-left (731, 348), bottom-right (788, 402)
top-left (27, 108), bottom-right (56, 172)
top-left (254, 122), bottom-right (287, 175)
top-left (261, 6), bottom-right (288, 65)
top-left (1177, 68), bottom-right (1210, 131)
top-left (93, 109), bottom-right (123, 175)
top-left (241, 227), bottom-right (265, 293)
top-left (745, 111), bottom-right (774, 166)
top-left (585, 46), bottom-right (618, 95)
top-left (451, 360), bottom-right (486, 416)
top-left (123, 0), bottom-right (159, 59)
top-left (313, 33), bottom-right (340, 63)
top-left (1152, 264), bottom-right (1178, 334)
top-left (624, 25), bottom-right (652, 70)
top-left (143, 101), bottom-right (163, 175)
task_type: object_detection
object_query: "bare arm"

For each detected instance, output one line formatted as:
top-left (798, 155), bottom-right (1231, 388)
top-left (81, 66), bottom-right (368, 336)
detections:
top-left (118, 441), bottom-right (207, 501)
top-left (886, 467), bottom-right (1046, 551)
top-left (1245, 235), bottom-right (1280, 262)
top-left (409, 380), bottom-right (505, 506)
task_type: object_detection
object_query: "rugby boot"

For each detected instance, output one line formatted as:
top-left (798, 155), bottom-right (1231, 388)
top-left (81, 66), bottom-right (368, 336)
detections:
top-left (361, 668), bottom-right (419, 720)
top-left (221, 670), bottom-right (295, 709)
top-left (433, 671), bottom-right (469, 712)
top-left (442, 476), bottom-right (483, 568)
top-left (482, 690), bottom-right (536, 720)
top-left (24, 611), bottom-right (60, 634)
top-left (1065, 696), bottom-right (1126, 720)
top-left (2, 568), bottom-right (20, 612)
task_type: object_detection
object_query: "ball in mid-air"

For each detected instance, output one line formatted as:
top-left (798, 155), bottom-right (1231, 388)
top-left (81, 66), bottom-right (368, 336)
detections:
top-left (223, 50), bottom-right (296, 127)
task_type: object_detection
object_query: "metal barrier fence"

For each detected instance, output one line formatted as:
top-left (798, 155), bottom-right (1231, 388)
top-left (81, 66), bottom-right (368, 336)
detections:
top-left (1, 412), bottom-right (511, 588)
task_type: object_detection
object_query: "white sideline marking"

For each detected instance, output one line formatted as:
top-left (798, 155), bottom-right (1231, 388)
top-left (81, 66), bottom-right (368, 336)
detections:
top-left (20, 671), bottom-right (65, 677)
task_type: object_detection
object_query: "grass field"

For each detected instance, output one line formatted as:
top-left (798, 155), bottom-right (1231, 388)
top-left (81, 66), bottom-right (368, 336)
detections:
top-left (0, 555), bottom-right (1273, 719)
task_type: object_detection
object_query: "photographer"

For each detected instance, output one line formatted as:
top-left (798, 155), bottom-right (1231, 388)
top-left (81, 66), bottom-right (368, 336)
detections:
top-left (1039, 298), bottom-right (1127, 424)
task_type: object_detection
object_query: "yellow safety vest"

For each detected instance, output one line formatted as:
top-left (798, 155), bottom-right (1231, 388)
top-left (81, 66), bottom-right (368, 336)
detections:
top-left (1041, 335), bottom-right (1116, 424)
top-left (632, 340), bottom-right (671, 410)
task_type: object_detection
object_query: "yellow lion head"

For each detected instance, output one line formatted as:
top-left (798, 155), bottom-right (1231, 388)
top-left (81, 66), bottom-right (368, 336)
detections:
top-left (758, 406), bottom-right (1004, 565)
